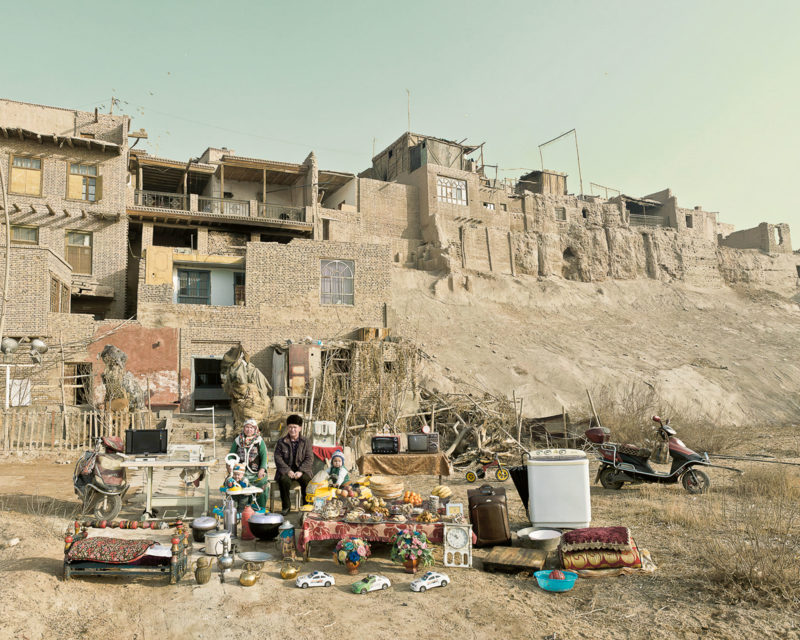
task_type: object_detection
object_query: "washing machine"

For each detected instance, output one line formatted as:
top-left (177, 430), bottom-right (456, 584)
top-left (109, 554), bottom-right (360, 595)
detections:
top-left (526, 448), bottom-right (591, 529)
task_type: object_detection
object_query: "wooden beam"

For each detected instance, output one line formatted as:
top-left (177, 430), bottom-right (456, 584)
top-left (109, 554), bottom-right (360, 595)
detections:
top-left (36, 134), bottom-right (42, 144)
top-left (1, 127), bottom-right (8, 138)
top-left (66, 138), bottom-right (73, 148)
top-left (18, 129), bottom-right (24, 141)
top-left (46, 204), bottom-right (56, 216)
top-left (12, 204), bottom-right (20, 213)
top-left (63, 208), bottom-right (71, 217)
top-left (52, 135), bottom-right (58, 144)
top-left (80, 209), bottom-right (87, 219)
top-left (29, 204), bottom-right (37, 213)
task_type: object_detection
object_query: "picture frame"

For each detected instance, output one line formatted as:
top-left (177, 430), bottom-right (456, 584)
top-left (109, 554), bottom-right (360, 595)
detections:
top-left (445, 502), bottom-right (463, 517)
top-left (313, 496), bottom-right (326, 513)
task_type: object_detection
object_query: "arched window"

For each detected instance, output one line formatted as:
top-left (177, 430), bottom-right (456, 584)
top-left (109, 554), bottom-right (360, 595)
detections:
top-left (320, 259), bottom-right (354, 305)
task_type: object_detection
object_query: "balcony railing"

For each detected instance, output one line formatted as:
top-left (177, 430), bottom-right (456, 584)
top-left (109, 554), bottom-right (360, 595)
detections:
top-left (197, 196), bottom-right (250, 217)
top-left (629, 213), bottom-right (667, 228)
top-left (135, 190), bottom-right (189, 211)
top-left (257, 203), bottom-right (305, 223)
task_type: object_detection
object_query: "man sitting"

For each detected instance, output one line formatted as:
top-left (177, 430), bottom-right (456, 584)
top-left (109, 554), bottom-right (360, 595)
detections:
top-left (273, 414), bottom-right (313, 515)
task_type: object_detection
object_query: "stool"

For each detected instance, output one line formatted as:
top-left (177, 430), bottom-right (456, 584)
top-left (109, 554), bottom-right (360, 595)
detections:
top-left (269, 481), bottom-right (302, 513)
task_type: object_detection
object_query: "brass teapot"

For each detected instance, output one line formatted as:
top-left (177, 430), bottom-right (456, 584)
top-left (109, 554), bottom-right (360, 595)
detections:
top-left (280, 562), bottom-right (300, 580)
top-left (239, 562), bottom-right (261, 587)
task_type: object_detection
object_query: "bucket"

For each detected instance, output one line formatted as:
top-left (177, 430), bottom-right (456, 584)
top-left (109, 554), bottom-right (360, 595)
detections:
top-left (204, 530), bottom-right (231, 556)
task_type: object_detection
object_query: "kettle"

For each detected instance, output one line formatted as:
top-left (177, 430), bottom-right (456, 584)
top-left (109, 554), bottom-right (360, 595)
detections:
top-left (223, 496), bottom-right (238, 537)
top-left (217, 538), bottom-right (236, 573)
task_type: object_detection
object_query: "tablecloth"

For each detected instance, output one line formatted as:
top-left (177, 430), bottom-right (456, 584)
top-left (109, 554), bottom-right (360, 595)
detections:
top-left (312, 444), bottom-right (343, 462)
top-left (357, 452), bottom-right (451, 476)
top-left (298, 514), bottom-right (444, 553)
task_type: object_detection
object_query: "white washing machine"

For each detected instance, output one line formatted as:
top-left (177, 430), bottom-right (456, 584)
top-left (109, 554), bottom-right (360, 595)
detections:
top-left (526, 448), bottom-right (591, 529)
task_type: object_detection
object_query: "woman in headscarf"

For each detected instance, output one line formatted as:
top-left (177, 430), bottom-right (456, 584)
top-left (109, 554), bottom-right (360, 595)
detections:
top-left (228, 418), bottom-right (269, 511)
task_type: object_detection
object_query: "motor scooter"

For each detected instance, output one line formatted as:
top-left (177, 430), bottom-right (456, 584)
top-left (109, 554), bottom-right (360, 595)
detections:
top-left (73, 436), bottom-right (129, 519)
top-left (586, 416), bottom-right (724, 494)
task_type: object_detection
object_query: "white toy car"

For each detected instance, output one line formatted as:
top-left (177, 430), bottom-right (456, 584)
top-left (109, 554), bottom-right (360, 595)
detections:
top-left (351, 574), bottom-right (391, 594)
top-left (410, 571), bottom-right (449, 592)
top-left (295, 570), bottom-right (335, 589)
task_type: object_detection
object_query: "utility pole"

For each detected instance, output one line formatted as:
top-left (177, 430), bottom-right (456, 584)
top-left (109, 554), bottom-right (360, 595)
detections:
top-left (0, 159), bottom-right (12, 344)
top-left (538, 128), bottom-right (585, 196)
top-left (406, 89), bottom-right (411, 133)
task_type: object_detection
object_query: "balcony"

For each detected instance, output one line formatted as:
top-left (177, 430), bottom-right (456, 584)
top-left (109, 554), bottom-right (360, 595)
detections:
top-left (629, 214), bottom-right (667, 228)
top-left (257, 203), bottom-right (305, 223)
top-left (135, 190), bottom-right (189, 211)
top-left (130, 190), bottom-right (312, 231)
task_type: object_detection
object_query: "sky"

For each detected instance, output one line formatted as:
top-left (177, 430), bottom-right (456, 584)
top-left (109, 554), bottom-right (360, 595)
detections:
top-left (2, 0), bottom-right (799, 232)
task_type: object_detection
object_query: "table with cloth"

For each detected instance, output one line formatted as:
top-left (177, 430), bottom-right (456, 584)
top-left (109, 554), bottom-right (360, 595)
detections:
top-left (357, 452), bottom-right (452, 483)
top-left (298, 513), bottom-right (474, 559)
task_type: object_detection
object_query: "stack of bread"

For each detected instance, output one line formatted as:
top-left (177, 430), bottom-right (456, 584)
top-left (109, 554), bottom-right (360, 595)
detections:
top-left (368, 475), bottom-right (404, 500)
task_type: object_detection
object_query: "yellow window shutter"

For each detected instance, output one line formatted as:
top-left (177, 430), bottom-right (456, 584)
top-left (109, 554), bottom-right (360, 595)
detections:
top-left (67, 173), bottom-right (83, 199)
top-left (25, 169), bottom-right (41, 196)
top-left (95, 175), bottom-right (103, 201)
top-left (10, 167), bottom-right (26, 193)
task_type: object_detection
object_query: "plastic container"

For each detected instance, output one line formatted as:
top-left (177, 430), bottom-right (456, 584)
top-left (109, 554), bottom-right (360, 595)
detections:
top-left (534, 570), bottom-right (578, 592)
top-left (526, 449), bottom-right (591, 529)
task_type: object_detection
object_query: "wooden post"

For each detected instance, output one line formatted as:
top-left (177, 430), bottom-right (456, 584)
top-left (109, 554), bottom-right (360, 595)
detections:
top-left (50, 411), bottom-right (55, 449)
top-left (59, 331), bottom-right (67, 445)
top-left (508, 231), bottom-right (516, 276)
top-left (262, 168), bottom-right (267, 209)
top-left (485, 227), bottom-right (493, 272)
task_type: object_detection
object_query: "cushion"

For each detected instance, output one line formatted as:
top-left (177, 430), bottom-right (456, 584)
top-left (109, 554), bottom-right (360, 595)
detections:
top-left (560, 526), bottom-right (633, 553)
top-left (561, 542), bottom-right (642, 570)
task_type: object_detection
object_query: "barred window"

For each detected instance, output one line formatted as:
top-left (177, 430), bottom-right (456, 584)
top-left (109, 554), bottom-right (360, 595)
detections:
top-left (177, 269), bottom-right (211, 305)
top-left (436, 176), bottom-right (467, 206)
top-left (483, 202), bottom-right (495, 210)
top-left (65, 230), bottom-right (92, 274)
top-left (11, 225), bottom-right (38, 244)
top-left (320, 259), bottom-right (354, 306)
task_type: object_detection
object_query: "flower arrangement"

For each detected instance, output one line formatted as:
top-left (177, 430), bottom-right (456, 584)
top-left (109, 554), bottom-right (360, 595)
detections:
top-left (334, 537), bottom-right (371, 566)
top-left (390, 529), bottom-right (434, 567)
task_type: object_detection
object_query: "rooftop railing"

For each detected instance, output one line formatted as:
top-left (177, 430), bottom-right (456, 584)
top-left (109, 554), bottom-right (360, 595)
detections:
top-left (257, 203), bottom-right (305, 223)
top-left (134, 190), bottom-right (189, 211)
top-left (629, 213), bottom-right (667, 227)
top-left (197, 196), bottom-right (250, 217)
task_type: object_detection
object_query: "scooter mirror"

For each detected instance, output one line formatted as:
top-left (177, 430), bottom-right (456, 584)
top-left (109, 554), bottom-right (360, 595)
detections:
top-left (652, 415), bottom-right (662, 424)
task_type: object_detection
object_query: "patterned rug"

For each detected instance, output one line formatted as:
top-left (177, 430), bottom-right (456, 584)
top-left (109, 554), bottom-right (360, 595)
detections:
top-left (66, 537), bottom-right (157, 564)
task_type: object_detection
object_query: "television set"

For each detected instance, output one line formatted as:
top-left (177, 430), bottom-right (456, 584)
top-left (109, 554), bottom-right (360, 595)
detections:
top-left (407, 434), bottom-right (429, 453)
top-left (125, 429), bottom-right (168, 456)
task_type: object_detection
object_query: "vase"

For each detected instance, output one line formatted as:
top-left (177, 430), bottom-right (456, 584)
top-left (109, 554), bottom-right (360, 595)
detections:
top-left (403, 557), bottom-right (419, 574)
top-left (345, 560), bottom-right (361, 575)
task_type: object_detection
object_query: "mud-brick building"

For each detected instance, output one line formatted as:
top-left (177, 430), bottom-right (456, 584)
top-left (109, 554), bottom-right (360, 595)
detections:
top-left (0, 98), bottom-right (798, 414)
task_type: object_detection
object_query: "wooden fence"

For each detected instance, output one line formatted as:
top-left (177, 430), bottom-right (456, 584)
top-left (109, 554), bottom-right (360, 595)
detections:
top-left (0, 409), bottom-right (152, 451)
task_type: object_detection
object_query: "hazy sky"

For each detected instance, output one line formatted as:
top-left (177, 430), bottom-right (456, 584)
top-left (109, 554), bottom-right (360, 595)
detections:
top-left (2, 0), bottom-right (798, 232)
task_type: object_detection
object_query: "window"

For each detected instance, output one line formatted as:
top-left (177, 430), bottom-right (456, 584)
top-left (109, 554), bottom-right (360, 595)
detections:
top-left (320, 259), bottom-right (354, 306)
top-left (436, 176), bottom-right (468, 206)
top-left (67, 163), bottom-right (102, 202)
top-left (9, 156), bottom-right (42, 196)
top-left (500, 203), bottom-right (507, 212)
top-left (555, 207), bottom-right (567, 221)
top-left (685, 215), bottom-right (694, 229)
top-left (483, 202), bottom-right (495, 211)
top-left (79, 133), bottom-right (95, 139)
top-left (11, 225), bottom-right (38, 244)
top-left (65, 231), bottom-right (93, 274)
top-left (177, 269), bottom-right (211, 305)
top-left (234, 272), bottom-right (246, 305)
top-left (49, 275), bottom-right (70, 313)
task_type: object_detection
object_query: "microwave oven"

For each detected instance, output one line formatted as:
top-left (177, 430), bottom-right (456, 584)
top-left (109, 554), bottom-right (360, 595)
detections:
top-left (371, 435), bottom-right (399, 454)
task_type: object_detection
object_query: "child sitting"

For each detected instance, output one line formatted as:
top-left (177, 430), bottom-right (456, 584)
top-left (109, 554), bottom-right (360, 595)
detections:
top-left (222, 464), bottom-right (254, 512)
top-left (326, 451), bottom-right (350, 488)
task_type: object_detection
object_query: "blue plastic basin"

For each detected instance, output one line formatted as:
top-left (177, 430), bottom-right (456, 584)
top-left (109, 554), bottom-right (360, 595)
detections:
top-left (534, 570), bottom-right (578, 592)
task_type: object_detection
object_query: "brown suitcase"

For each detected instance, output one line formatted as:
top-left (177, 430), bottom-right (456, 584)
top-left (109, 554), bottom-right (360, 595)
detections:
top-left (467, 484), bottom-right (511, 547)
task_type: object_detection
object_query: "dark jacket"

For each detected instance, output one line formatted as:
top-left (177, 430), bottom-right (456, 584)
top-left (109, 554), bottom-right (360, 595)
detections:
top-left (273, 435), bottom-right (313, 479)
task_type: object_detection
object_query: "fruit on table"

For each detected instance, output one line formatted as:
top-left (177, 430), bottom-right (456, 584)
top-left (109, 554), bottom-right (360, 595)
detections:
top-left (431, 485), bottom-right (452, 499)
top-left (548, 569), bottom-right (566, 580)
top-left (403, 491), bottom-right (423, 506)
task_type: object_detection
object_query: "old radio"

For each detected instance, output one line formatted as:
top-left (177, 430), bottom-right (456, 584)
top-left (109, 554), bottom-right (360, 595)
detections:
top-left (371, 435), bottom-right (399, 454)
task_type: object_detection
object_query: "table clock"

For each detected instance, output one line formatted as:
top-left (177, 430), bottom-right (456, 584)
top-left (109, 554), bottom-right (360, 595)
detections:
top-left (443, 523), bottom-right (472, 568)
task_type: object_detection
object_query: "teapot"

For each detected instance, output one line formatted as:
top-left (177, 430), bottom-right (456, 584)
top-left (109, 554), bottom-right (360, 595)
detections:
top-left (239, 562), bottom-right (261, 587)
top-left (217, 538), bottom-right (236, 573)
top-left (280, 562), bottom-right (300, 580)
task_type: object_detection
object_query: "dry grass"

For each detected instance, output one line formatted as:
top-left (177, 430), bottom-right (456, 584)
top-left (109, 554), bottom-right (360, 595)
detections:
top-left (590, 382), bottom-right (732, 454)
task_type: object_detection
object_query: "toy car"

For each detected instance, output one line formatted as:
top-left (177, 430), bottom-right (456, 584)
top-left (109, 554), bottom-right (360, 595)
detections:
top-left (295, 570), bottom-right (335, 589)
top-left (351, 574), bottom-right (391, 594)
top-left (410, 571), bottom-right (449, 592)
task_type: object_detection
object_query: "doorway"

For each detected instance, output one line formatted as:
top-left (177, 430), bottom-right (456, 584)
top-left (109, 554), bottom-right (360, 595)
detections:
top-left (191, 357), bottom-right (230, 410)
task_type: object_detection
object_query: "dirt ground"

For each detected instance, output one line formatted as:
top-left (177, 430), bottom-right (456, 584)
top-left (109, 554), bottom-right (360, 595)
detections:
top-left (1, 424), bottom-right (799, 640)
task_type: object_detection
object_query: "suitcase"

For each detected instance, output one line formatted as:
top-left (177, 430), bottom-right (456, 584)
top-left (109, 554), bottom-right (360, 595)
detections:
top-left (467, 484), bottom-right (511, 548)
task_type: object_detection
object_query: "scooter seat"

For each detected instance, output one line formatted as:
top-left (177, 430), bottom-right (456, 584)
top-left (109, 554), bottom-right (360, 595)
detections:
top-left (614, 443), bottom-right (652, 459)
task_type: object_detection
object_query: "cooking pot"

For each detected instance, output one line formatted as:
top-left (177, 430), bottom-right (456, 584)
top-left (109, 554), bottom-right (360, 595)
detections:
top-left (204, 530), bottom-right (231, 556)
top-left (191, 516), bottom-right (218, 543)
top-left (248, 512), bottom-right (284, 541)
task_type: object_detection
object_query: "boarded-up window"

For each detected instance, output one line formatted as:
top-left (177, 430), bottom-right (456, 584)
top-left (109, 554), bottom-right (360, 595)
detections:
top-left (234, 272), bottom-right (246, 305)
top-left (177, 269), bottom-right (211, 304)
top-left (61, 282), bottom-right (71, 313)
top-left (320, 259), bottom-right (354, 306)
top-left (437, 176), bottom-right (468, 206)
top-left (9, 156), bottom-right (42, 196)
top-left (65, 230), bottom-right (93, 274)
top-left (67, 163), bottom-right (102, 202)
top-left (49, 275), bottom-right (70, 312)
top-left (555, 207), bottom-right (567, 221)
top-left (11, 225), bottom-right (38, 244)
top-left (10, 379), bottom-right (31, 407)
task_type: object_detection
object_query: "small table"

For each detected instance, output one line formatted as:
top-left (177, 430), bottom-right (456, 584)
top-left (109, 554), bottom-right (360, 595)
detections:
top-left (121, 457), bottom-right (218, 519)
top-left (357, 452), bottom-right (452, 484)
